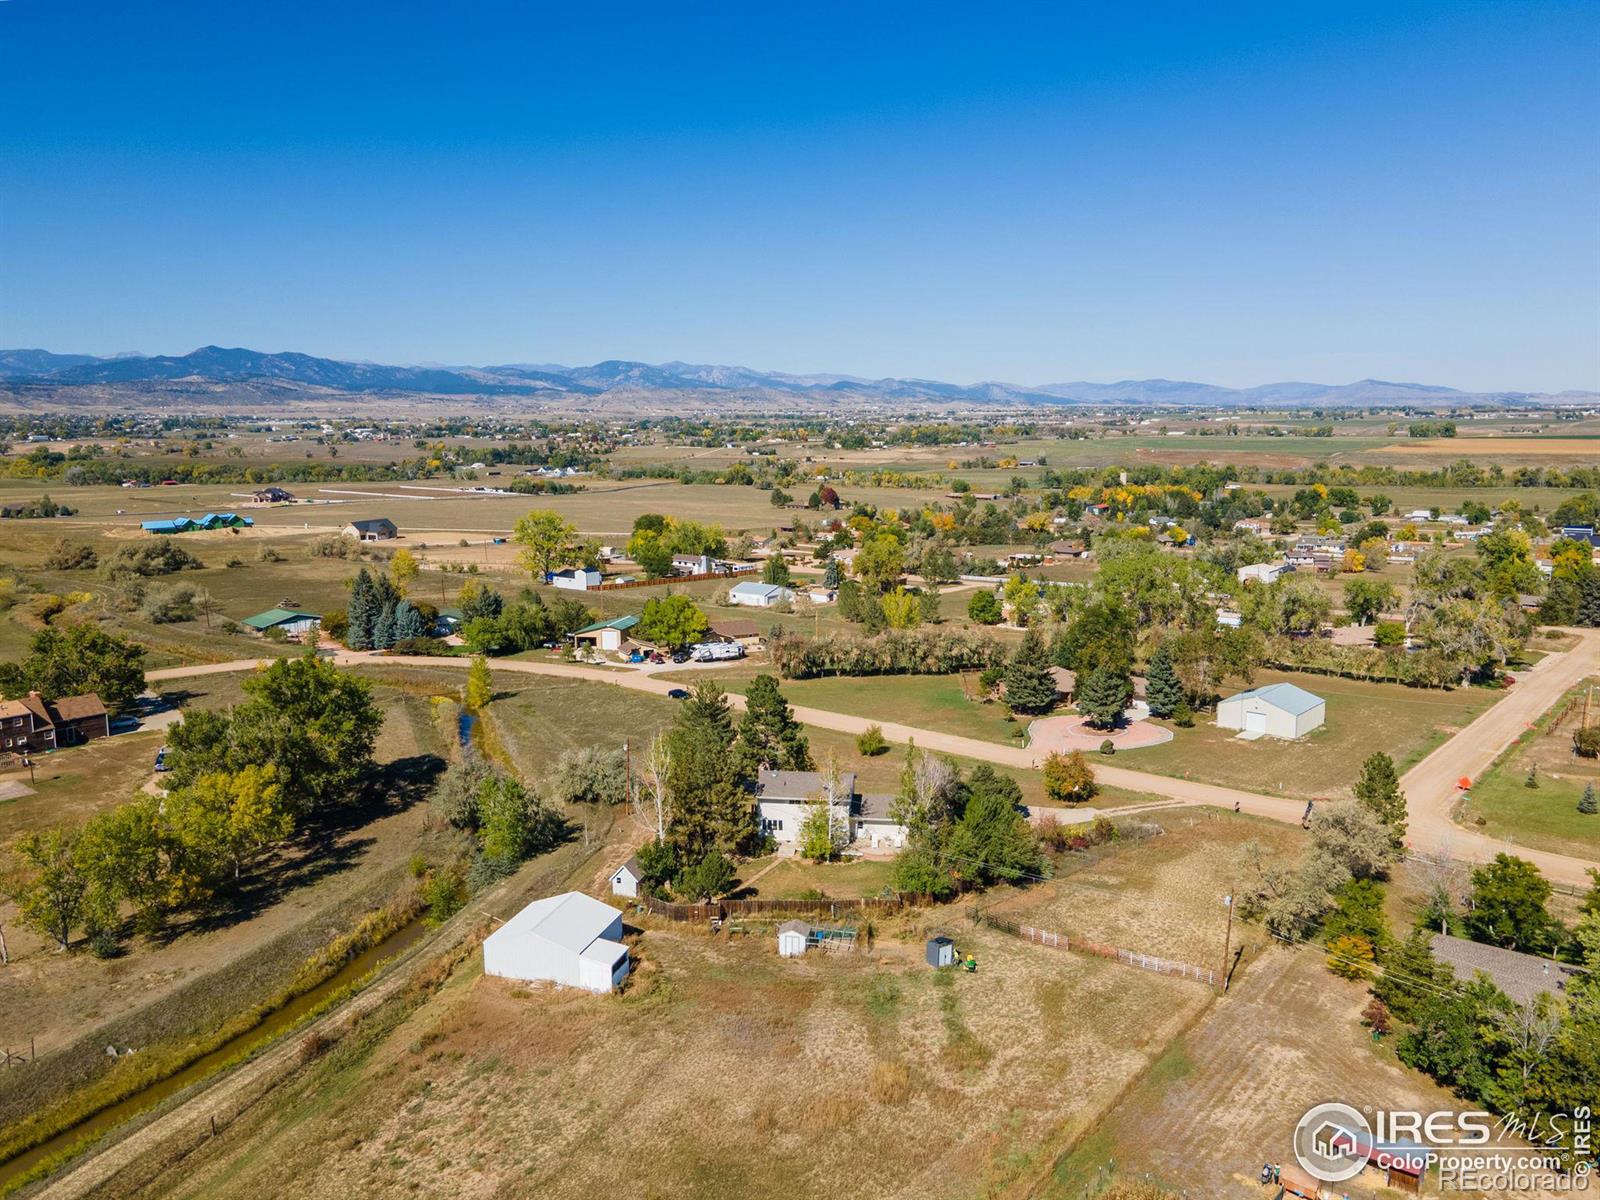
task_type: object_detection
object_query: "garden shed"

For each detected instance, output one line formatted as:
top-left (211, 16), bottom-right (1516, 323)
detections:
top-left (1216, 682), bottom-right (1325, 740)
top-left (926, 936), bottom-right (955, 968)
top-left (609, 855), bottom-right (643, 899)
top-left (777, 920), bottom-right (810, 957)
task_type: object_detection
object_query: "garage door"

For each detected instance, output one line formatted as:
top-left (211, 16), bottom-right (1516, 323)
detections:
top-left (1245, 710), bottom-right (1268, 734)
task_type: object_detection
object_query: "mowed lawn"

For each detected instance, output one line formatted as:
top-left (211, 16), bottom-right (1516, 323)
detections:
top-left (1463, 770), bottom-right (1600, 859)
top-left (1456, 676), bottom-right (1600, 858)
top-left (671, 668), bottom-right (1025, 746)
top-left (739, 856), bottom-right (898, 899)
top-left (1128, 670), bottom-right (1500, 800)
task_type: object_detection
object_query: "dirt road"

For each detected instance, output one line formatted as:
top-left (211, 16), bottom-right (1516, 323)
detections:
top-left (147, 634), bottom-right (1600, 883)
top-left (1399, 627), bottom-right (1600, 884)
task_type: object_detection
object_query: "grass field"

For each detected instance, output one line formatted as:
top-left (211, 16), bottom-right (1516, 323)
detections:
top-left (0, 668), bottom-right (455, 1058)
top-left (739, 856), bottom-right (898, 899)
top-left (1042, 947), bottom-right (1489, 1199)
top-left (126, 900), bottom-right (1215, 1200)
top-left (986, 810), bottom-right (1300, 968)
top-left (1456, 676), bottom-right (1600, 858)
top-left (663, 667), bottom-right (1027, 745)
top-left (1128, 669), bottom-right (1500, 800)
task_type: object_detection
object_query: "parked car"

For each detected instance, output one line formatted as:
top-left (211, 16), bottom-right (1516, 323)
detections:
top-left (670, 648), bottom-right (693, 664)
top-left (667, 688), bottom-right (690, 700)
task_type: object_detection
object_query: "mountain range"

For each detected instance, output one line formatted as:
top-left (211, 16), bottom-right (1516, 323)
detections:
top-left (0, 346), bottom-right (1590, 408)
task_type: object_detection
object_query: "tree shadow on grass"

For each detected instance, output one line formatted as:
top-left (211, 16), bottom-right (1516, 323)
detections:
top-left (148, 753), bottom-right (447, 943)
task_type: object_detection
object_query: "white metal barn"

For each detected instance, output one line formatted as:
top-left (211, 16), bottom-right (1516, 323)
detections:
top-left (483, 892), bottom-right (630, 993)
top-left (728, 581), bottom-right (795, 608)
top-left (1216, 683), bottom-right (1325, 740)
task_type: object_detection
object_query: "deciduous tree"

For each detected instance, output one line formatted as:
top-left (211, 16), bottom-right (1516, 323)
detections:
top-left (513, 509), bottom-right (579, 581)
top-left (1042, 750), bottom-right (1096, 804)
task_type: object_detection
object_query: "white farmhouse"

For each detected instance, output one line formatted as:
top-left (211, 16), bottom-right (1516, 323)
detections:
top-left (1216, 683), bottom-right (1325, 740)
top-left (728, 581), bottom-right (795, 608)
top-left (754, 768), bottom-right (907, 850)
top-left (482, 892), bottom-right (630, 993)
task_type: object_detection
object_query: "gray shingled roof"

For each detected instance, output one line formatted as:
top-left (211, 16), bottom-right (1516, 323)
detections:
top-left (856, 792), bottom-right (900, 821)
top-left (1430, 934), bottom-right (1581, 1006)
top-left (756, 769), bottom-right (856, 801)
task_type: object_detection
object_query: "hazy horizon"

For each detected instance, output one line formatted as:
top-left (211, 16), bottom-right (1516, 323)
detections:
top-left (3, 1), bottom-right (1597, 394)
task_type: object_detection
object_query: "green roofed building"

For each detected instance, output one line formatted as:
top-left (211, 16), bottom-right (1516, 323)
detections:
top-left (572, 614), bottom-right (639, 653)
top-left (242, 608), bottom-right (321, 638)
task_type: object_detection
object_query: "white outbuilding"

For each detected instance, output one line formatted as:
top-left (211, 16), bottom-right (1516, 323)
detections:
top-left (608, 855), bottom-right (643, 899)
top-left (777, 920), bottom-right (811, 957)
top-left (483, 892), bottom-right (630, 993)
top-left (1216, 682), bottom-right (1325, 740)
top-left (728, 581), bottom-right (795, 608)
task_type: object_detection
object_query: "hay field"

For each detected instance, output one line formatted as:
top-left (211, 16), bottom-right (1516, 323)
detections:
top-left (141, 919), bottom-right (1213, 1200)
top-left (988, 810), bottom-right (1304, 968)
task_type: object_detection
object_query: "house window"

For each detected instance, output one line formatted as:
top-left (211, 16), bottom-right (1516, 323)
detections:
top-left (760, 817), bottom-right (784, 833)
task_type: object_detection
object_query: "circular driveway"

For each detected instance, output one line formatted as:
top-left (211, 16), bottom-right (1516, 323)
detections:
top-left (1027, 713), bottom-right (1174, 754)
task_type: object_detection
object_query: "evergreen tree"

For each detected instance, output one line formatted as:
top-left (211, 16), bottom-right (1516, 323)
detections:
top-left (372, 603), bottom-right (397, 650)
top-left (736, 674), bottom-right (812, 771)
top-left (1322, 877), bottom-right (1391, 957)
top-left (1144, 643), bottom-right (1183, 719)
top-left (1077, 668), bottom-right (1131, 730)
top-left (1354, 751), bottom-right (1409, 848)
top-left (664, 683), bottom-right (753, 859)
top-left (1373, 925), bottom-right (1452, 1023)
top-left (967, 590), bottom-right (1002, 625)
top-left (944, 766), bottom-right (1042, 887)
top-left (1580, 782), bottom-right (1597, 815)
top-left (822, 559), bottom-right (844, 589)
top-left (346, 568), bottom-right (376, 650)
top-left (1002, 629), bottom-right (1057, 715)
top-left (393, 599), bottom-right (425, 641)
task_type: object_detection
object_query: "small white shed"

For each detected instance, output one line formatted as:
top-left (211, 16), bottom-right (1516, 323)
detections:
top-left (1216, 682), bottom-right (1325, 740)
top-left (483, 892), bottom-right (630, 993)
top-left (777, 920), bottom-right (811, 957)
top-left (609, 855), bottom-right (643, 899)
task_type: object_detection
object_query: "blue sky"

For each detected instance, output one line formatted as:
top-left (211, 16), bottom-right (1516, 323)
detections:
top-left (2, 1), bottom-right (1596, 391)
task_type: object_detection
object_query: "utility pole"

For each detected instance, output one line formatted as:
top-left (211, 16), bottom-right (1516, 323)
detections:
top-left (1220, 891), bottom-right (1235, 991)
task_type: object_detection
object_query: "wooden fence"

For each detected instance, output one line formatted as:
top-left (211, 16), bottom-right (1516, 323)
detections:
top-left (597, 567), bottom-right (758, 591)
top-left (974, 909), bottom-right (1217, 986)
top-left (641, 894), bottom-right (913, 923)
